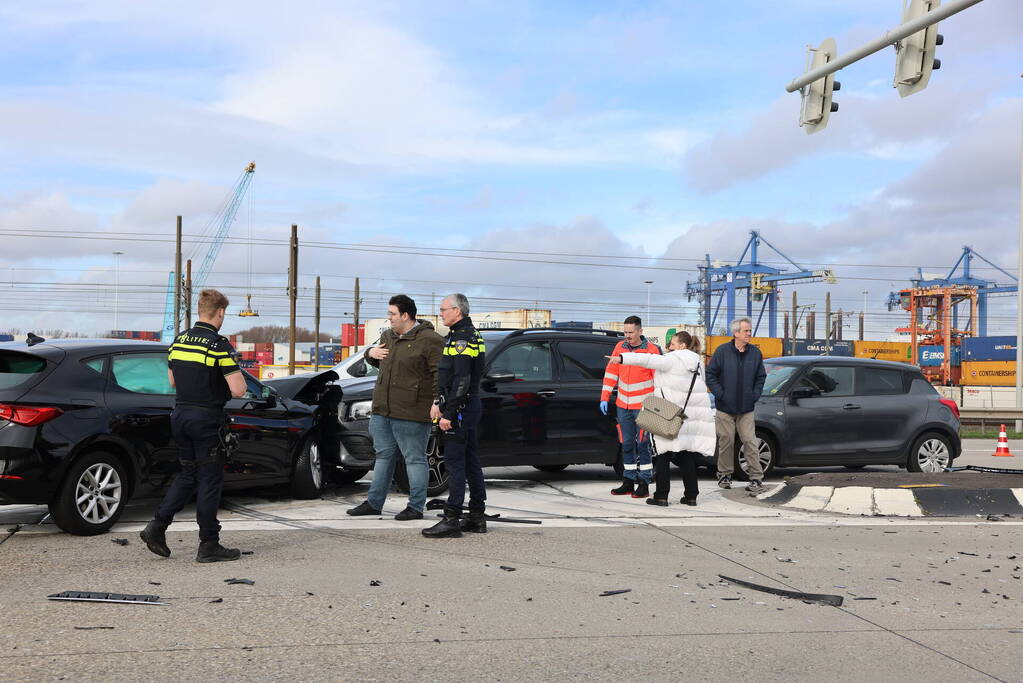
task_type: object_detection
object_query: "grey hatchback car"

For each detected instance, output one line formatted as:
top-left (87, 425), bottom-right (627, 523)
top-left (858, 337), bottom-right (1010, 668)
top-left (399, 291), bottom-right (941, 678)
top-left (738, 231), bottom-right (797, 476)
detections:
top-left (731, 356), bottom-right (961, 478)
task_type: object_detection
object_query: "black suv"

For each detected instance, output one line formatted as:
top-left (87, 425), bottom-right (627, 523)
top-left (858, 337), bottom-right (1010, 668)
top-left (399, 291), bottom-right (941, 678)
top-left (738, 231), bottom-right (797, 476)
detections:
top-left (334, 328), bottom-right (625, 494)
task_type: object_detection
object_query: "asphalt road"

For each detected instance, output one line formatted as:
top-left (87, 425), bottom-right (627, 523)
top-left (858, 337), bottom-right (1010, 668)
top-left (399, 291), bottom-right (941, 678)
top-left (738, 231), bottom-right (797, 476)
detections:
top-left (1, 438), bottom-right (1021, 681)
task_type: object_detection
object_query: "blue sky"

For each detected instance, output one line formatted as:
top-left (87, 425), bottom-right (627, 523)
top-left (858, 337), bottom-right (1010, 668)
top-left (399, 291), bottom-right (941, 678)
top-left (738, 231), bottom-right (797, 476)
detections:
top-left (0, 0), bottom-right (1021, 339)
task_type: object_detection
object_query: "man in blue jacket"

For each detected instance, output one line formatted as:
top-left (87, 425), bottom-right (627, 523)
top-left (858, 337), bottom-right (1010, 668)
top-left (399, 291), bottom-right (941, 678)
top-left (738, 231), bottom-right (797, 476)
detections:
top-left (705, 317), bottom-right (767, 493)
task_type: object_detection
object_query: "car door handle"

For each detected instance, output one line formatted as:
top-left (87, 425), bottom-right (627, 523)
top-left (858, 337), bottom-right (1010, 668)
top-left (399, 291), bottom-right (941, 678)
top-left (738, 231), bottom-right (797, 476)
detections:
top-left (537, 390), bottom-right (556, 398)
top-left (842, 404), bottom-right (861, 410)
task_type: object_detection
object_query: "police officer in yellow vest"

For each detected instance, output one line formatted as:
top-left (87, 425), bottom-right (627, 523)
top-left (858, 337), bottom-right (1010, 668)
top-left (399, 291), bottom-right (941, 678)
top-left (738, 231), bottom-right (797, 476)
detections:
top-left (423, 293), bottom-right (487, 538)
top-left (140, 289), bottom-right (247, 562)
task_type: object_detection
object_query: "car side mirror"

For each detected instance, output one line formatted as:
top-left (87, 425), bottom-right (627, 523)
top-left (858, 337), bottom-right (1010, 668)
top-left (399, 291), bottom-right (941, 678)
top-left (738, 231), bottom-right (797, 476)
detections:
top-left (484, 371), bottom-right (516, 383)
top-left (790, 387), bottom-right (819, 400)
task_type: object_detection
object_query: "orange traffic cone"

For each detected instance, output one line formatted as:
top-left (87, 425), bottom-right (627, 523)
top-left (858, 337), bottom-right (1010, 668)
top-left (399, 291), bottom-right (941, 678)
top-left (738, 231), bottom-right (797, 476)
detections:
top-left (992, 424), bottom-right (1014, 457)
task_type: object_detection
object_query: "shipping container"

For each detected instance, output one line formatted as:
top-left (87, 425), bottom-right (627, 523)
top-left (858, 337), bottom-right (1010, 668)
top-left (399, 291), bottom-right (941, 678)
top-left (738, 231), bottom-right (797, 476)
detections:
top-left (706, 335), bottom-right (784, 359)
top-left (253, 343), bottom-right (273, 353)
top-left (921, 365), bottom-right (961, 385)
top-left (962, 336), bottom-right (1018, 362)
top-left (918, 345), bottom-right (961, 367)
top-left (0, 334), bottom-right (13, 342)
top-left (790, 339), bottom-right (854, 357)
top-left (853, 340), bottom-right (912, 363)
top-left (961, 361), bottom-right (1016, 386)
top-left (238, 359), bottom-right (259, 369)
top-left (341, 324), bottom-right (366, 347)
top-left (643, 325), bottom-right (706, 350)
top-left (235, 342), bottom-right (255, 353)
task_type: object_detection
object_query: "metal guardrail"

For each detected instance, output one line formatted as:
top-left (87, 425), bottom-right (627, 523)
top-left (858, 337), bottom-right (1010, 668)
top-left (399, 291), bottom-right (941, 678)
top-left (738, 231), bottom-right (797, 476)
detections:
top-left (959, 408), bottom-right (1023, 420)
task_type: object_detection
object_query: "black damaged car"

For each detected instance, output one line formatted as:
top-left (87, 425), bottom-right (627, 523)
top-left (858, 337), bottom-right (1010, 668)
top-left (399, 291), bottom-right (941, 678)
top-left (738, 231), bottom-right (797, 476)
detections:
top-left (0, 337), bottom-right (340, 535)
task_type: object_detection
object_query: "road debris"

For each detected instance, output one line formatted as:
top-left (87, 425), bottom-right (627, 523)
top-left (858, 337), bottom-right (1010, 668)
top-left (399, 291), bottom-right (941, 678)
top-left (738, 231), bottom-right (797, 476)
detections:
top-left (209, 598), bottom-right (223, 603)
top-left (47, 591), bottom-right (167, 605)
top-left (370, 580), bottom-right (382, 586)
top-left (224, 578), bottom-right (255, 586)
top-left (499, 566), bottom-right (516, 572)
top-left (74, 626), bottom-right (114, 630)
top-left (110, 538), bottom-right (129, 546)
top-left (718, 575), bottom-right (843, 607)
top-left (599, 589), bottom-right (632, 597)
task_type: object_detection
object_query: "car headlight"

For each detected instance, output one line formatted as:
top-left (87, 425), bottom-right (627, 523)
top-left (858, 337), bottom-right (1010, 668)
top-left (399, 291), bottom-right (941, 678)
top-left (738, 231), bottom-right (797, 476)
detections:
top-left (347, 400), bottom-right (373, 421)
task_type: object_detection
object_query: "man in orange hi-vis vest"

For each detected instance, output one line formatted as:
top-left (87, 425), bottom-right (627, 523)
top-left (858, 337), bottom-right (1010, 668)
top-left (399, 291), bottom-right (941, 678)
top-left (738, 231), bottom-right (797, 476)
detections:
top-left (600, 315), bottom-right (661, 498)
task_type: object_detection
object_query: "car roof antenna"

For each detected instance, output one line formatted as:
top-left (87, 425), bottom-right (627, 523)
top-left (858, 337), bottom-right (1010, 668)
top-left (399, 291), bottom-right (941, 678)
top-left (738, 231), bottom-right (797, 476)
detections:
top-left (26, 332), bottom-right (45, 347)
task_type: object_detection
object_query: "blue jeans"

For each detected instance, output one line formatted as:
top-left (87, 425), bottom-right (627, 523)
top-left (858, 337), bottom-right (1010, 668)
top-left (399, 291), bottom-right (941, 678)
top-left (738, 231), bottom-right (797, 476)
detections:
top-left (367, 415), bottom-right (431, 512)
top-left (617, 405), bottom-right (652, 482)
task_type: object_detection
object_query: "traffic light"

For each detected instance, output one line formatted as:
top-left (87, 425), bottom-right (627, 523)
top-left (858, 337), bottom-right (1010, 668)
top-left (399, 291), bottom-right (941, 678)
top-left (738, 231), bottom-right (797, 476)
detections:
top-left (799, 38), bottom-right (841, 135)
top-left (894, 0), bottom-right (943, 97)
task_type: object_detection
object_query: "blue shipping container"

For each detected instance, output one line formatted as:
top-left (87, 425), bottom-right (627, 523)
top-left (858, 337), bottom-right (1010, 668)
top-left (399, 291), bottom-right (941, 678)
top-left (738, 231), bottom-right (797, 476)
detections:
top-left (918, 345), bottom-right (961, 366)
top-left (0, 334), bottom-right (13, 342)
top-left (962, 336), bottom-right (1017, 362)
top-left (792, 340), bottom-right (854, 356)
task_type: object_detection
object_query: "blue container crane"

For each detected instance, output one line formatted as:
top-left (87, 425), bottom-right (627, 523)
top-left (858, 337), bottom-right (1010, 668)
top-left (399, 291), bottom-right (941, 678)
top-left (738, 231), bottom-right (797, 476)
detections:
top-left (885, 246), bottom-right (1017, 337)
top-left (160, 162), bottom-right (256, 341)
top-left (685, 230), bottom-right (837, 337)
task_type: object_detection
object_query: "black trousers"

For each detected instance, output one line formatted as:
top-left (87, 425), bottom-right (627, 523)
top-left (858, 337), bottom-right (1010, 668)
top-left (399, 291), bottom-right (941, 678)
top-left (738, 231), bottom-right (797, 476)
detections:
top-left (155, 406), bottom-right (226, 542)
top-left (443, 397), bottom-right (486, 513)
top-left (654, 450), bottom-right (700, 501)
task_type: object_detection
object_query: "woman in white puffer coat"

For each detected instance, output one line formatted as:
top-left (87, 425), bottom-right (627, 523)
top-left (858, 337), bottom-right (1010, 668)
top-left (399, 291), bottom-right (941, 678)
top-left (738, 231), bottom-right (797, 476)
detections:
top-left (609, 331), bottom-right (715, 506)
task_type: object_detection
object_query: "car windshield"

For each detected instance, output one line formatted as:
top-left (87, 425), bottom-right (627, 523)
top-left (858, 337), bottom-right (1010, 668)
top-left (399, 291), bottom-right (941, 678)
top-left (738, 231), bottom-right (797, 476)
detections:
top-left (763, 363), bottom-right (799, 396)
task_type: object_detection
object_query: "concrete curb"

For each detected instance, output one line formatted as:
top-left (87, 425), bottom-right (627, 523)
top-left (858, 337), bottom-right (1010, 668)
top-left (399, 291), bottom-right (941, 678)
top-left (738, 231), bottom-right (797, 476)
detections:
top-left (757, 480), bottom-right (1023, 518)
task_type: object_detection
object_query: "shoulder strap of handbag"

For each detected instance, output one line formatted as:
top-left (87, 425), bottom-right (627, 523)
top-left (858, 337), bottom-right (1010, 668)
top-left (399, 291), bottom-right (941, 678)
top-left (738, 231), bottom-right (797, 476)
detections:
top-left (680, 363), bottom-right (700, 412)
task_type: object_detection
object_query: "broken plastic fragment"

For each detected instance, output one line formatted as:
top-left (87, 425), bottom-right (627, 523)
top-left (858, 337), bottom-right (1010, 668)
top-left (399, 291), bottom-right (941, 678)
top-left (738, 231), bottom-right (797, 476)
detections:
top-left (599, 589), bottom-right (632, 597)
top-left (718, 575), bottom-right (843, 607)
top-left (224, 578), bottom-right (255, 585)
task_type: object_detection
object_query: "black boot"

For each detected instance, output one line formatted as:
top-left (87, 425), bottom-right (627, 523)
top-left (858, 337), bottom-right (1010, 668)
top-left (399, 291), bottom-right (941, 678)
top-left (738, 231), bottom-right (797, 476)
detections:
top-left (631, 480), bottom-right (650, 499)
top-left (422, 507), bottom-right (463, 538)
top-left (140, 520), bottom-right (170, 558)
top-left (196, 540), bottom-right (242, 563)
top-left (460, 510), bottom-right (487, 534)
top-left (610, 480), bottom-right (635, 496)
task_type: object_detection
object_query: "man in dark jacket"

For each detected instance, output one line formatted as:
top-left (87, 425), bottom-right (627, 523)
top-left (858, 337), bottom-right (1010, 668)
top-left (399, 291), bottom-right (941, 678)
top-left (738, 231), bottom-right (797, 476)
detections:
top-left (347, 294), bottom-right (444, 520)
top-left (705, 317), bottom-right (767, 493)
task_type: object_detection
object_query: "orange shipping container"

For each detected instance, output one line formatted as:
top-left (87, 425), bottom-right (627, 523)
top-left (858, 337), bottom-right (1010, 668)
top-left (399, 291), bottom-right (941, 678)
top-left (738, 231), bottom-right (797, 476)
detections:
top-left (960, 361), bottom-right (1015, 386)
top-left (853, 340), bottom-right (912, 363)
top-left (706, 336), bottom-right (783, 359)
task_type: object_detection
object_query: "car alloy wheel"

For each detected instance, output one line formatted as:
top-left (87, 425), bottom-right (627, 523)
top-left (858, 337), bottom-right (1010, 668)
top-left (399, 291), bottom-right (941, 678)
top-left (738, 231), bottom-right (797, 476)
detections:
top-left (76, 462), bottom-right (123, 525)
top-left (916, 437), bottom-right (950, 472)
top-left (425, 432), bottom-right (449, 495)
top-left (309, 442), bottom-right (322, 490)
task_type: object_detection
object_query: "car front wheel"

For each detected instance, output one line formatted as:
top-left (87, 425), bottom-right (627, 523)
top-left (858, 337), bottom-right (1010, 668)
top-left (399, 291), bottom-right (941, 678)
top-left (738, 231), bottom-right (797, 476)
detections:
top-left (394, 431), bottom-right (449, 497)
top-left (290, 438), bottom-right (324, 499)
top-left (907, 432), bottom-right (952, 473)
top-left (734, 432), bottom-right (775, 481)
top-left (50, 451), bottom-right (128, 536)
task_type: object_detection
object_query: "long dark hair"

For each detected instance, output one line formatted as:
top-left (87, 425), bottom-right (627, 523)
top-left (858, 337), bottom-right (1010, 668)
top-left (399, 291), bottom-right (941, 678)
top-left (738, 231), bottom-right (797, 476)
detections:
top-left (672, 331), bottom-right (701, 354)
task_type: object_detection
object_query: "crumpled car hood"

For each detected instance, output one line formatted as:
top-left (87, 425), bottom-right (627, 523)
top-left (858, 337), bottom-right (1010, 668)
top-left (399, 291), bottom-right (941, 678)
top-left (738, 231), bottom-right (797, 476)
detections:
top-left (263, 369), bottom-right (339, 404)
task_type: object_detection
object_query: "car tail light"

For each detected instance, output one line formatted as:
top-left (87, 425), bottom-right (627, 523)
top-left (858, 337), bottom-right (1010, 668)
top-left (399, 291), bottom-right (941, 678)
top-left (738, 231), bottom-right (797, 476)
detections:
top-left (938, 397), bottom-right (960, 420)
top-left (0, 403), bottom-right (64, 426)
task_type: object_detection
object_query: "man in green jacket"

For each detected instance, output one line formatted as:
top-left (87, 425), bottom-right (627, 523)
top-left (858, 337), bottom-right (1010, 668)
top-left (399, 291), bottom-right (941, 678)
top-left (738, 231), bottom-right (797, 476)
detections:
top-left (347, 295), bottom-right (445, 520)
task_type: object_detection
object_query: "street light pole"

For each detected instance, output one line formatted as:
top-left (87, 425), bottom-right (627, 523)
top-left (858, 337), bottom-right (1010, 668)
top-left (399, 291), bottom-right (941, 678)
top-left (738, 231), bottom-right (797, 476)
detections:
top-left (644, 281), bottom-right (653, 326)
top-left (112, 251), bottom-right (124, 333)
top-left (1016, 80), bottom-right (1023, 432)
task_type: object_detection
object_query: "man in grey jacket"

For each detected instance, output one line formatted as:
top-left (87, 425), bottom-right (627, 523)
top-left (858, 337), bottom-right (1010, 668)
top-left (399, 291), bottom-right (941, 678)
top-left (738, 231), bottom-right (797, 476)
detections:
top-left (347, 294), bottom-right (444, 520)
top-left (705, 317), bottom-right (767, 494)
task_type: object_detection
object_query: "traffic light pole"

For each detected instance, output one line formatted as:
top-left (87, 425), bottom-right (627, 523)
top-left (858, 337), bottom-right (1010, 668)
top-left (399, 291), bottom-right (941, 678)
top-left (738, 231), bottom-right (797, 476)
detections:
top-left (785, 0), bottom-right (984, 94)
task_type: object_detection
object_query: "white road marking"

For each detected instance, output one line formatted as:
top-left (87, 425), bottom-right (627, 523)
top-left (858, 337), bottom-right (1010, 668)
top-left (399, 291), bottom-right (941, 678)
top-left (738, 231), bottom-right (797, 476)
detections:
top-left (785, 486), bottom-right (833, 511)
top-left (872, 488), bottom-right (921, 517)
top-left (823, 486), bottom-right (874, 516)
